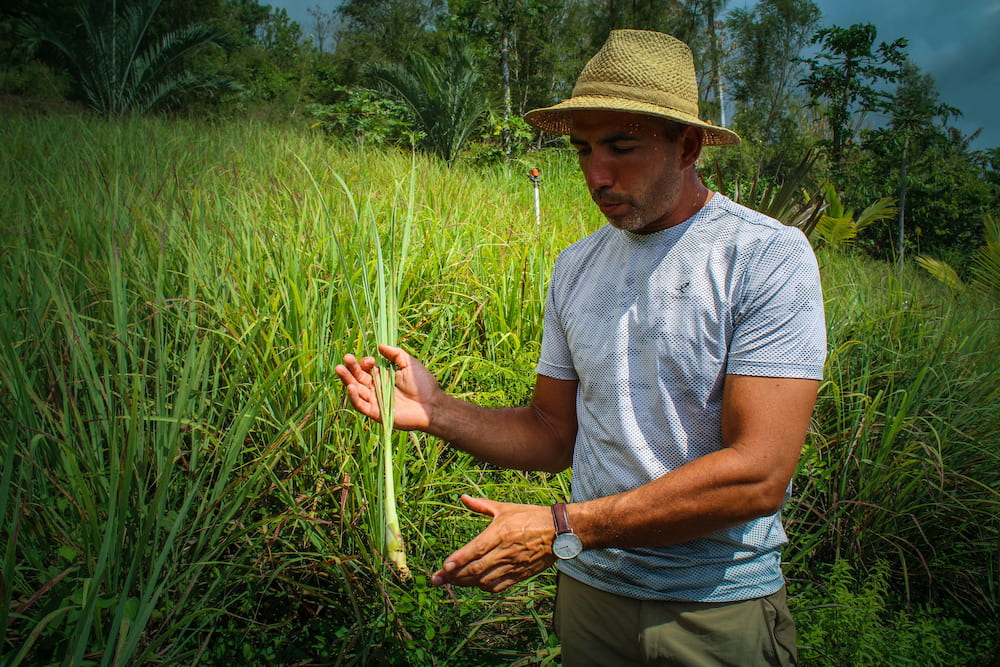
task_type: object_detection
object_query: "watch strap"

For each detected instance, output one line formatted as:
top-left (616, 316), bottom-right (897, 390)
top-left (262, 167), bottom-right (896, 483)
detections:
top-left (552, 502), bottom-right (571, 535)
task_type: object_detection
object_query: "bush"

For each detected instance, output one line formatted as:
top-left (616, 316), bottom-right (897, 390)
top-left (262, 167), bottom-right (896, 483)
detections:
top-left (306, 87), bottom-right (416, 148)
top-left (791, 560), bottom-right (996, 665)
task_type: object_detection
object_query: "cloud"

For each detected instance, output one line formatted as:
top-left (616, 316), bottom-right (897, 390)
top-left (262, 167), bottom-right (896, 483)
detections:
top-left (810, 0), bottom-right (999, 148)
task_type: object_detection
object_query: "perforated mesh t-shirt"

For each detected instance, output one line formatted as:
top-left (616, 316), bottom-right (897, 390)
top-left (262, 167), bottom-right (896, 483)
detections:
top-left (536, 193), bottom-right (826, 602)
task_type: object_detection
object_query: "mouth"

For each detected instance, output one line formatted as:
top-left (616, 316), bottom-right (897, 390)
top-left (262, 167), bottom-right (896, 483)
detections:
top-left (597, 202), bottom-right (624, 216)
top-left (593, 193), bottom-right (628, 216)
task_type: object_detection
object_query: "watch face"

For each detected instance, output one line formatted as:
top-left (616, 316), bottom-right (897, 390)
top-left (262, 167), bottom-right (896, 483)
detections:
top-left (553, 533), bottom-right (583, 560)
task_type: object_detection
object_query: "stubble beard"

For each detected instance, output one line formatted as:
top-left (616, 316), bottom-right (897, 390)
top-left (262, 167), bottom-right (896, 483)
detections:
top-left (608, 208), bottom-right (649, 233)
top-left (594, 189), bottom-right (676, 235)
top-left (596, 163), bottom-right (688, 234)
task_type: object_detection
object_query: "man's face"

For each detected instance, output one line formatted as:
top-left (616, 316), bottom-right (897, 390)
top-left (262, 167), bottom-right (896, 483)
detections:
top-left (569, 110), bottom-right (690, 235)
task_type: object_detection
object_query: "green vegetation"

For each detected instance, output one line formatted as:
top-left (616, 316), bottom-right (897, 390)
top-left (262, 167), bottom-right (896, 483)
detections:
top-left (3, 0), bottom-right (997, 272)
top-left (2, 2), bottom-right (996, 663)
top-left (793, 560), bottom-right (994, 665)
top-left (365, 37), bottom-right (490, 165)
top-left (1, 113), bottom-right (997, 665)
top-left (16, 0), bottom-right (235, 117)
top-left (0, 4), bottom-right (998, 664)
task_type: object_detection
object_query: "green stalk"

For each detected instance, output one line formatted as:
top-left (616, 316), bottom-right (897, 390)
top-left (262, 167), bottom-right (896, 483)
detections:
top-left (379, 158), bottom-right (417, 578)
top-left (299, 155), bottom-right (416, 578)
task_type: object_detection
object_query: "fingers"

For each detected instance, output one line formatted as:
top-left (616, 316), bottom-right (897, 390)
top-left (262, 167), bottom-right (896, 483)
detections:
top-left (430, 513), bottom-right (503, 588)
top-left (335, 354), bottom-right (375, 386)
top-left (335, 353), bottom-right (382, 420)
top-left (431, 550), bottom-right (507, 591)
top-left (430, 500), bottom-right (556, 591)
top-left (377, 343), bottom-right (408, 366)
top-left (339, 346), bottom-right (411, 385)
top-left (460, 494), bottom-right (500, 517)
top-left (432, 545), bottom-right (550, 592)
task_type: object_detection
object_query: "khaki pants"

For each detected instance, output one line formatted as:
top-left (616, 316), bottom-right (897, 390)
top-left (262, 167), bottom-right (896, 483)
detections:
top-left (554, 573), bottom-right (798, 666)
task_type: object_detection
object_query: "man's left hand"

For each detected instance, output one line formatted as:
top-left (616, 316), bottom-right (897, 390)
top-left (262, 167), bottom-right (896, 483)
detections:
top-left (430, 495), bottom-right (557, 592)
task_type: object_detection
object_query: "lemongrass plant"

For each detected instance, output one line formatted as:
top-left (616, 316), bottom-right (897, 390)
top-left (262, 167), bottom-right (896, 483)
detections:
top-left (300, 156), bottom-right (415, 578)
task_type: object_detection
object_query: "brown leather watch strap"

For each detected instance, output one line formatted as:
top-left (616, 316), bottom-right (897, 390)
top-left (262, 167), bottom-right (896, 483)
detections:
top-left (552, 502), bottom-right (571, 535)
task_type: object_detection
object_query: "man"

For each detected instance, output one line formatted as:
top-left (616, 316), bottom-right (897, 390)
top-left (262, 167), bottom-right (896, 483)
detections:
top-left (336, 29), bottom-right (826, 665)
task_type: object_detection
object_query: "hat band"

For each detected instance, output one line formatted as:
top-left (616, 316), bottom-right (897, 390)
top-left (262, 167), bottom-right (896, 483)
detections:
top-left (572, 81), bottom-right (699, 118)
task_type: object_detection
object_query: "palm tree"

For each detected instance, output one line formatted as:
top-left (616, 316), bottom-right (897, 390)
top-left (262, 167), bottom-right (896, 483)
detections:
top-left (812, 183), bottom-right (896, 249)
top-left (917, 214), bottom-right (1000, 301)
top-left (21, 0), bottom-right (235, 117)
top-left (366, 38), bottom-right (489, 165)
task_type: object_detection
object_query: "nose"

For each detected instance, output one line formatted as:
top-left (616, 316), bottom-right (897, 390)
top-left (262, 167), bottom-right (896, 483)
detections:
top-left (581, 150), bottom-right (614, 190)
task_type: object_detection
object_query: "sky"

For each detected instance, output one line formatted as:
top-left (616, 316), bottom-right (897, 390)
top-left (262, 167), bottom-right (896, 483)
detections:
top-left (274, 0), bottom-right (1000, 150)
top-left (761, 0), bottom-right (1000, 150)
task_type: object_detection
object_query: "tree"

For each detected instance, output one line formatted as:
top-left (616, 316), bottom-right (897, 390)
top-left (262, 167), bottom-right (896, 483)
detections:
top-left (445, 0), bottom-right (568, 154)
top-left (685, 0), bottom-right (730, 125)
top-left (19, 0), bottom-right (234, 117)
top-left (799, 23), bottom-right (907, 188)
top-left (211, 1), bottom-right (315, 108)
top-left (726, 0), bottom-right (819, 147)
top-left (887, 62), bottom-right (959, 265)
top-left (494, 0), bottom-right (516, 156)
top-left (334, 0), bottom-right (446, 72)
top-left (253, 6), bottom-right (304, 62)
top-left (366, 37), bottom-right (489, 164)
top-left (306, 4), bottom-right (340, 54)
top-left (445, 0), bottom-right (520, 156)
top-left (149, 0), bottom-right (226, 37)
top-left (852, 120), bottom-right (991, 267)
top-left (223, 0), bottom-right (272, 45)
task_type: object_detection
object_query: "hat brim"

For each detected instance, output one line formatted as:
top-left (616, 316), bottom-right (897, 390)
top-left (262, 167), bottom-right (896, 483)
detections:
top-left (524, 95), bottom-right (740, 146)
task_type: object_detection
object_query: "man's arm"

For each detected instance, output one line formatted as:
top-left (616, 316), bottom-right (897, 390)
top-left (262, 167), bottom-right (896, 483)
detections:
top-left (570, 374), bottom-right (818, 548)
top-left (431, 374), bottom-right (818, 591)
top-left (335, 344), bottom-right (578, 473)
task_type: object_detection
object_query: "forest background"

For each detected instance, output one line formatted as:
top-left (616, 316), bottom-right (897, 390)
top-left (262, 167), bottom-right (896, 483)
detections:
top-left (1, 0), bottom-right (998, 664)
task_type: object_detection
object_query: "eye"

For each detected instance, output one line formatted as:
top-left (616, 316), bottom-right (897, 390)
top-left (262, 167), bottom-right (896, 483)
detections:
top-left (610, 144), bottom-right (636, 154)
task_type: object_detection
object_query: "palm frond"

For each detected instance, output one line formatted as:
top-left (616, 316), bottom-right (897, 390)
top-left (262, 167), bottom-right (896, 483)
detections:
top-left (814, 213), bottom-right (862, 247)
top-left (915, 255), bottom-right (967, 292)
top-left (971, 214), bottom-right (1000, 299)
top-left (128, 25), bottom-right (229, 112)
top-left (811, 184), bottom-right (896, 249)
top-left (752, 150), bottom-right (827, 236)
top-left (366, 38), bottom-right (488, 164)
top-left (983, 211), bottom-right (1000, 246)
top-left (853, 196), bottom-right (897, 234)
top-left (19, 0), bottom-right (230, 117)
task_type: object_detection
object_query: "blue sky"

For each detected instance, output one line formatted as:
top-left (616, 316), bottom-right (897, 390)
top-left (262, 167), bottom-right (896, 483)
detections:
top-left (274, 0), bottom-right (999, 150)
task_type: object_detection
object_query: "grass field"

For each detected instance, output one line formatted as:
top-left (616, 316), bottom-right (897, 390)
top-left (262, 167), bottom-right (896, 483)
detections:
top-left (2, 113), bottom-right (998, 665)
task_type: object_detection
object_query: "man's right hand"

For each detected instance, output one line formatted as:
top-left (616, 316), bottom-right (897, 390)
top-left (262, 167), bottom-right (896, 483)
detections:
top-left (338, 346), bottom-right (578, 474)
top-left (335, 344), bottom-right (438, 431)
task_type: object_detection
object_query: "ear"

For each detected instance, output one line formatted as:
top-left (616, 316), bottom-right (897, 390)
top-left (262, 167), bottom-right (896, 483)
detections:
top-left (679, 125), bottom-right (703, 168)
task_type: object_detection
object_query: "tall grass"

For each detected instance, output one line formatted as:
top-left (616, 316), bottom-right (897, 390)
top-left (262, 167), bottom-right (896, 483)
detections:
top-left (299, 153), bottom-right (418, 578)
top-left (0, 115), bottom-right (371, 664)
top-left (1, 112), bottom-right (997, 664)
top-left (788, 251), bottom-right (1000, 619)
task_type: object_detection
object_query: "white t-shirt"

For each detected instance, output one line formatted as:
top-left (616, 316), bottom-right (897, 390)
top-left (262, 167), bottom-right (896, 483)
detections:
top-left (536, 193), bottom-right (826, 602)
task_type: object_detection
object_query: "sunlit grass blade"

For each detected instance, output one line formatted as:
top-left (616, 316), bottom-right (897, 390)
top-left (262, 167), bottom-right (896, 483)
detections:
top-left (298, 155), bottom-right (417, 578)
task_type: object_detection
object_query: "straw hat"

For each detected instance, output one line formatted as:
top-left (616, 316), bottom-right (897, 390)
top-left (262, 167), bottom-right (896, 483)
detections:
top-left (524, 29), bottom-right (740, 146)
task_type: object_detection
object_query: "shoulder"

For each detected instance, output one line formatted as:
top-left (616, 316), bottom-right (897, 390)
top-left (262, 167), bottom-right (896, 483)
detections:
top-left (709, 194), bottom-right (803, 239)
top-left (702, 194), bottom-right (814, 264)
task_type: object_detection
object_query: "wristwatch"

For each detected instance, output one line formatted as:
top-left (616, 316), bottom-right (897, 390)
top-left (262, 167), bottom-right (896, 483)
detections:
top-left (551, 502), bottom-right (583, 560)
